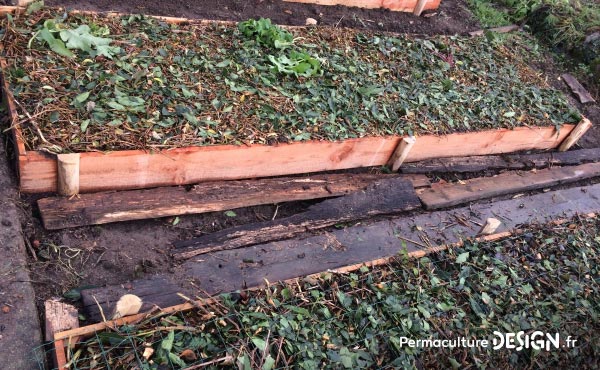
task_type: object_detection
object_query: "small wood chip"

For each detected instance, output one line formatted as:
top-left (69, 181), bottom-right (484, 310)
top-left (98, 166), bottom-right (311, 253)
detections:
top-left (478, 218), bottom-right (502, 236)
top-left (306, 18), bottom-right (317, 26)
top-left (112, 294), bottom-right (143, 319)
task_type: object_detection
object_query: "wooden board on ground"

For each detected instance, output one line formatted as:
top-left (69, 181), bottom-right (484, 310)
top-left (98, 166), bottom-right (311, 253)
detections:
top-left (282, 0), bottom-right (441, 13)
top-left (80, 277), bottom-right (185, 322)
top-left (45, 300), bottom-right (78, 342)
top-left (80, 183), bottom-right (600, 323)
top-left (562, 73), bottom-right (596, 104)
top-left (172, 176), bottom-right (421, 260)
top-left (400, 147), bottom-right (600, 173)
top-left (468, 25), bottom-right (520, 36)
top-left (13, 125), bottom-right (575, 194)
top-left (418, 162), bottom-right (600, 210)
top-left (38, 173), bottom-right (428, 230)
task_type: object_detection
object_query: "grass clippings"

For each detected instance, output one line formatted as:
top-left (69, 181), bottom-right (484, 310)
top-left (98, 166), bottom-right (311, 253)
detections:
top-left (1, 6), bottom-right (580, 153)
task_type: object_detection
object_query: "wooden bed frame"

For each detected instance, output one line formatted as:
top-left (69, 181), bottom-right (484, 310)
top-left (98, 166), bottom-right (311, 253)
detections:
top-left (0, 5), bottom-right (590, 195)
top-left (283, 0), bottom-right (442, 15)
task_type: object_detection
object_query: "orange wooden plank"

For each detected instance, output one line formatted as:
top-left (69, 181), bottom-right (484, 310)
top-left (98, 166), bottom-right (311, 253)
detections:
top-left (282, 0), bottom-right (440, 12)
top-left (54, 339), bottom-right (68, 370)
top-left (20, 136), bottom-right (398, 193)
top-left (18, 124), bottom-right (575, 193)
top-left (406, 124), bottom-right (574, 162)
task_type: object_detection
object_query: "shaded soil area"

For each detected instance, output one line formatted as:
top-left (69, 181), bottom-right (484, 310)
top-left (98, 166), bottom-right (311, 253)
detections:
top-left (47, 0), bottom-right (480, 35)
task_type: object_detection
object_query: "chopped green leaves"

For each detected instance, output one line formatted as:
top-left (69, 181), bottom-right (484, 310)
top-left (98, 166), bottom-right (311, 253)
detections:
top-left (31, 19), bottom-right (119, 59)
top-left (238, 18), bottom-right (293, 49)
top-left (7, 12), bottom-right (579, 153)
top-left (268, 51), bottom-right (322, 77)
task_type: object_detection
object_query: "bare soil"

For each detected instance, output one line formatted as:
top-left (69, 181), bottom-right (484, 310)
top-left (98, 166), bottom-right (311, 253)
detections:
top-left (2, 0), bottom-right (599, 326)
top-left (47, 0), bottom-right (480, 35)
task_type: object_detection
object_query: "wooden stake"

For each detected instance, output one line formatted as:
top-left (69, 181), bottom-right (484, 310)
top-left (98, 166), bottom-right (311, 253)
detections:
top-left (57, 153), bottom-right (80, 196)
top-left (413, 0), bottom-right (428, 16)
top-left (45, 300), bottom-right (79, 342)
top-left (387, 136), bottom-right (416, 171)
top-left (558, 118), bottom-right (592, 152)
top-left (54, 339), bottom-right (68, 370)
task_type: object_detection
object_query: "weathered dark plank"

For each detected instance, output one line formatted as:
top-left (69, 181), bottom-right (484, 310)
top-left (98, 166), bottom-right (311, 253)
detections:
top-left (418, 162), bottom-right (600, 210)
top-left (172, 177), bottom-right (421, 260)
top-left (562, 73), bottom-right (596, 104)
top-left (81, 276), bottom-right (185, 321)
top-left (81, 183), bottom-right (600, 323)
top-left (38, 173), bottom-right (404, 230)
top-left (401, 148), bottom-right (600, 174)
top-left (468, 24), bottom-right (520, 36)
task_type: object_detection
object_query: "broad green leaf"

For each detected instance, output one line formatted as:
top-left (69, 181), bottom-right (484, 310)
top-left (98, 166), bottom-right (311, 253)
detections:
top-left (80, 119), bottom-right (90, 133)
top-left (26, 0), bottom-right (44, 15)
top-left (39, 28), bottom-right (74, 58)
top-left (167, 352), bottom-right (186, 367)
top-left (456, 252), bottom-right (469, 264)
top-left (107, 101), bottom-right (126, 110)
top-left (73, 91), bottom-right (90, 104)
top-left (262, 355), bottom-right (275, 370)
top-left (161, 330), bottom-right (174, 352)
top-left (481, 291), bottom-right (491, 305)
top-left (251, 337), bottom-right (267, 352)
top-left (224, 210), bottom-right (237, 217)
top-left (237, 352), bottom-right (251, 370)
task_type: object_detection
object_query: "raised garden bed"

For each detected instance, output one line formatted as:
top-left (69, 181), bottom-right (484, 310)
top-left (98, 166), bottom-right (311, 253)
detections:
top-left (0, 5), bottom-right (587, 193)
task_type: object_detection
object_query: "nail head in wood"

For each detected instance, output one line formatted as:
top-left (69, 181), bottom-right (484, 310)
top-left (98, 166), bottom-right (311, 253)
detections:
top-left (558, 118), bottom-right (592, 152)
top-left (57, 153), bottom-right (80, 196)
top-left (388, 136), bottom-right (417, 172)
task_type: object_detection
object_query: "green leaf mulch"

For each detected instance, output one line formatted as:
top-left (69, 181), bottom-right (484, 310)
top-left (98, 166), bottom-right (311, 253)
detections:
top-left (62, 215), bottom-right (599, 369)
top-left (1, 7), bottom-right (580, 153)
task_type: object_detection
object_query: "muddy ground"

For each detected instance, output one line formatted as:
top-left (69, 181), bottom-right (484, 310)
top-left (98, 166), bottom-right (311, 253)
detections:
top-left (2, 0), bottom-right (600, 328)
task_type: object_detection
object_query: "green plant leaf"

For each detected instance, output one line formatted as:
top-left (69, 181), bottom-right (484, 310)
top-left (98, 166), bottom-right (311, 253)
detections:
top-left (262, 355), bottom-right (275, 370)
top-left (224, 210), bottom-right (237, 217)
top-left (252, 337), bottom-right (267, 352)
top-left (39, 28), bottom-right (74, 58)
top-left (73, 91), bottom-right (90, 105)
top-left (26, 0), bottom-right (44, 15)
top-left (456, 252), bottom-right (469, 264)
top-left (160, 330), bottom-right (174, 352)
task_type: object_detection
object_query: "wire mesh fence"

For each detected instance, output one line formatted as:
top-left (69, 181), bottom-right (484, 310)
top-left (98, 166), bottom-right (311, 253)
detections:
top-left (33, 214), bottom-right (600, 369)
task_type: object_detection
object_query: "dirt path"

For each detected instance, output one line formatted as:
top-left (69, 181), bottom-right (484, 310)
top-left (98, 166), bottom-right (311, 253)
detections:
top-left (0, 137), bottom-right (42, 369)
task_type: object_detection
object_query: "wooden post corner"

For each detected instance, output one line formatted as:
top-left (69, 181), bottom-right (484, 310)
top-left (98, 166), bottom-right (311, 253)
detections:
top-left (558, 118), bottom-right (592, 152)
top-left (57, 153), bottom-right (80, 196)
top-left (387, 136), bottom-right (417, 171)
top-left (413, 0), bottom-right (428, 16)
